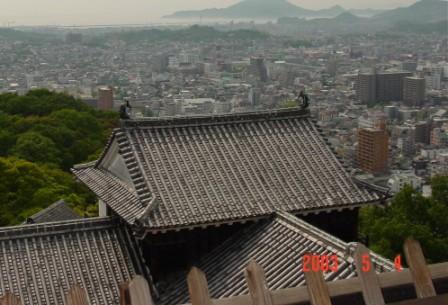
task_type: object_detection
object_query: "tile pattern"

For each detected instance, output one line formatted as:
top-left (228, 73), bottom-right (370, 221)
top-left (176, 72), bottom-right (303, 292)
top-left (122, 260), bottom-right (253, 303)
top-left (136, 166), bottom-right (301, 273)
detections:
top-left (74, 109), bottom-right (383, 230)
top-left (158, 212), bottom-right (394, 305)
top-left (25, 200), bottom-right (81, 224)
top-left (73, 165), bottom-right (146, 225)
top-left (0, 217), bottom-right (148, 305)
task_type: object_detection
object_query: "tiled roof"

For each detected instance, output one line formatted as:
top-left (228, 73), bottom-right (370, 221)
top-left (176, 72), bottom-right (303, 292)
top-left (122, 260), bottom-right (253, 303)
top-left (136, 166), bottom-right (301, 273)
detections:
top-left (0, 217), bottom-right (150, 305)
top-left (73, 165), bottom-right (147, 225)
top-left (73, 108), bottom-right (383, 230)
top-left (25, 200), bottom-right (81, 224)
top-left (157, 212), bottom-right (394, 305)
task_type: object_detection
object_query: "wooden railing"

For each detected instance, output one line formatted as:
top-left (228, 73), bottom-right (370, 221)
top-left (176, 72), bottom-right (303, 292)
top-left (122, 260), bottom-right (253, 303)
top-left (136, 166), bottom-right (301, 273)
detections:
top-left (184, 239), bottom-right (448, 305)
top-left (1, 239), bottom-right (447, 305)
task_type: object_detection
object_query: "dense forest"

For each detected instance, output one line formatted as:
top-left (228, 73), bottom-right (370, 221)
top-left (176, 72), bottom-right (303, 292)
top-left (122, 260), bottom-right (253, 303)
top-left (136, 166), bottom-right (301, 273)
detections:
top-left (360, 175), bottom-right (448, 263)
top-left (0, 90), bottom-right (117, 225)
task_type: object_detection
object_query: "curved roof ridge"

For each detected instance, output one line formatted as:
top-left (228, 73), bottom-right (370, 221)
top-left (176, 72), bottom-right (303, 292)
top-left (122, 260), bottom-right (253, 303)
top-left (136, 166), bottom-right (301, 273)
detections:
top-left (0, 217), bottom-right (117, 240)
top-left (121, 107), bottom-right (310, 129)
top-left (275, 211), bottom-right (350, 254)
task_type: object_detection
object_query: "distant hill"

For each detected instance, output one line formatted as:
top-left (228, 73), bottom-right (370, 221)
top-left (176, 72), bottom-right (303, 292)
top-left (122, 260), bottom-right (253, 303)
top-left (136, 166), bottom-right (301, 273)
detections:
top-left (277, 0), bottom-right (447, 35)
top-left (333, 11), bottom-right (363, 22)
top-left (166, 0), bottom-right (448, 22)
top-left (166, 0), bottom-right (357, 19)
top-left (375, 0), bottom-right (448, 23)
top-left (311, 5), bottom-right (346, 17)
top-left (348, 8), bottom-right (385, 17)
top-left (166, 0), bottom-right (312, 19)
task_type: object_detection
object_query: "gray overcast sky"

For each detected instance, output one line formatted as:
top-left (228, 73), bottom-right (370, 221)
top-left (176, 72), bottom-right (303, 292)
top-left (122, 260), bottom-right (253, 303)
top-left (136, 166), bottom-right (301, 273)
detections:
top-left (0, 0), bottom-right (419, 26)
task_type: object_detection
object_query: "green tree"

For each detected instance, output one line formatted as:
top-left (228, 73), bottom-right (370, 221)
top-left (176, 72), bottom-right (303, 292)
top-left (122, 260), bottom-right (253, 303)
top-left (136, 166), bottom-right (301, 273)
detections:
top-left (0, 90), bottom-right (118, 225)
top-left (360, 176), bottom-right (448, 263)
top-left (0, 130), bottom-right (15, 156)
top-left (11, 131), bottom-right (61, 166)
top-left (0, 157), bottom-right (97, 225)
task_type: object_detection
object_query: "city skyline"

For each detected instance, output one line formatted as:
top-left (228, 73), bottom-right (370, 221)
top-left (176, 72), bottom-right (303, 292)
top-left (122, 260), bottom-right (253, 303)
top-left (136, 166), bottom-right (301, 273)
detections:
top-left (1, 0), bottom-right (422, 26)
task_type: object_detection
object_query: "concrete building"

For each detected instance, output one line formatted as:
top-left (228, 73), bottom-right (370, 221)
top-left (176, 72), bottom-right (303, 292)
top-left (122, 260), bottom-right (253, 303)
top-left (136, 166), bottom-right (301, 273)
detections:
top-left (414, 121), bottom-right (432, 144)
top-left (356, 71), bottom-right (412, 106)
top-left (425, 72), bottom-right (442, 90)
top-left (249, 57), bottom-right (269, 82)
top-left (397, 135), bottom-right (415, 157)
top-left (403, 77), bottom-right (426, 106)
top-left (357, 123), bottom-right (389, 174)
top-left (402, 61), bottom-right (418, 72)
top-left (326, 58), bottom-right (338, 77)
top-left (375, 71), bottom-right (412, 103)
top-left (387, 171), bottom-right (423, 193)
top-left (431, 127), bottom-right (448, 146)
top-left (97, 87), bottom-right (114, 110)
top-left (356, 73), bottom-right (376, 106)
top-left (384, 105), bottom-right (399, 120)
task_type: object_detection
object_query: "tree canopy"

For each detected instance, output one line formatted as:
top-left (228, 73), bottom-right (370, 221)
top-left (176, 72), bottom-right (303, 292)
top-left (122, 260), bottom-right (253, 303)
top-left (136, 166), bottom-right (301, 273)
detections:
top-left (360, 176), bottom-right (448, 263)
top-left (0, 90), bottom-right (117, 225)
top-left (0, 157), bottom-right (97, 225)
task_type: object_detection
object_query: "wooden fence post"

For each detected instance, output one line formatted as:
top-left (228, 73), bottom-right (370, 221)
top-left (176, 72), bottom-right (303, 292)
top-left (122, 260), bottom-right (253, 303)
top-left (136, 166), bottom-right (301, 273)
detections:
top-left (244, 260), bottom-right (273, 305)
top-left (119, 282), bottom-right (131, 305)
top-left (354, 243), bottom-right (385, 305)
top-left (128, 275), bottom-right (155, 305)
top-left (0, 292), bottom-right (21, 305)
top-left (403, 238), bottom-right (437, 298)
top-left (304, 263), bottom-right (332, 305)
top-left (66, 285), bottom-right (89, 305)
top-left (187, 267), bottom-right (212, 305)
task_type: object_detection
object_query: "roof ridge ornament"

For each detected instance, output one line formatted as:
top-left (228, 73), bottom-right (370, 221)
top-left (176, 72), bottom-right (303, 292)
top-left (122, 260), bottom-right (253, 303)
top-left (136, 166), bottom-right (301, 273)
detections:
top-left (119, 99), bottom-right (133, 120)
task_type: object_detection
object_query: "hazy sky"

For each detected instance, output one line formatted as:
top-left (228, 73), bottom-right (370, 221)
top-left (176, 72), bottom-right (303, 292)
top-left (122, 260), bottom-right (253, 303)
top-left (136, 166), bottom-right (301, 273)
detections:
top-left (0, 0), bottom-right (419, 26)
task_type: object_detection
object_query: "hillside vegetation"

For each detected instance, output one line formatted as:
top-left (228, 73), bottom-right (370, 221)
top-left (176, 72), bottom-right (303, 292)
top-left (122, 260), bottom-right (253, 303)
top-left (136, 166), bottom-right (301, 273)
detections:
top-left (0, 90), bottom-right (118, 225)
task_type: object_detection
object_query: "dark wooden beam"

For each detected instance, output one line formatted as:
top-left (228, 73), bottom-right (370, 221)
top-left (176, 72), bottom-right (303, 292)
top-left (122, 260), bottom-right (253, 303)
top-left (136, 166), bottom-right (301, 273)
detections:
top-left (387, 294), bottom-right (448, 305)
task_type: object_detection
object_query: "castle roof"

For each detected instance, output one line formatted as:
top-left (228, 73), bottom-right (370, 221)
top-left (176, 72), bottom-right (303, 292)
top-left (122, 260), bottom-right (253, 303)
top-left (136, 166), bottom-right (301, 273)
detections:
top-left (25, 200), bottom-right (81, 224)
top-left (0, 217), bottom-right (150, 305)
top-left (158, 212), bottom-right (394, 305)
top-left (73, 108), bottom-right (384, 231)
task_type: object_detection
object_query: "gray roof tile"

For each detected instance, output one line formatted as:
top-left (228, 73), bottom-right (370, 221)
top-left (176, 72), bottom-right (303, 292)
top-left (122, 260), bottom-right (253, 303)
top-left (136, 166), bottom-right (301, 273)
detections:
top-left (25, 200), bottom-right (81, 224)
top-left (0, 217), bottom-right (149, 305)
top-left (73, 109), bottom-right (383, 230)
top-left (158, 212), bottom-right (394, 305)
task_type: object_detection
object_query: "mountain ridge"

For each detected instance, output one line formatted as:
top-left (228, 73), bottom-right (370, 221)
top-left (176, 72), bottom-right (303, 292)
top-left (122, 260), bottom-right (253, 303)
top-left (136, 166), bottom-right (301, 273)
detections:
top-left (166, 0), bottom-right (349, 19)
top-left (165, 0), bottom-right (447, 21)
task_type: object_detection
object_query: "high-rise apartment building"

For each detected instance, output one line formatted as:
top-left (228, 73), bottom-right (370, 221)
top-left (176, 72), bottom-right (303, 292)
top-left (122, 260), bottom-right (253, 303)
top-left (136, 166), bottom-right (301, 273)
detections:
top-left (249, 57), bottom-right (269, 82)
top-left (375, 71), bottom-right (412, 103)
top-left (356, 71), bottom-right (412, 106)
top-left (414, 121), bottom-right (432, 145)
top-left (97, 87), bottom-right (114, 110)
top-left (402, 61), bottom-right (417, 72)
top-left (357, 122), bottom-right (389, 174)
top-left (356, 73), bottom-right (376, 106)
top-left (403, 77), bottom-right (426, 106)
